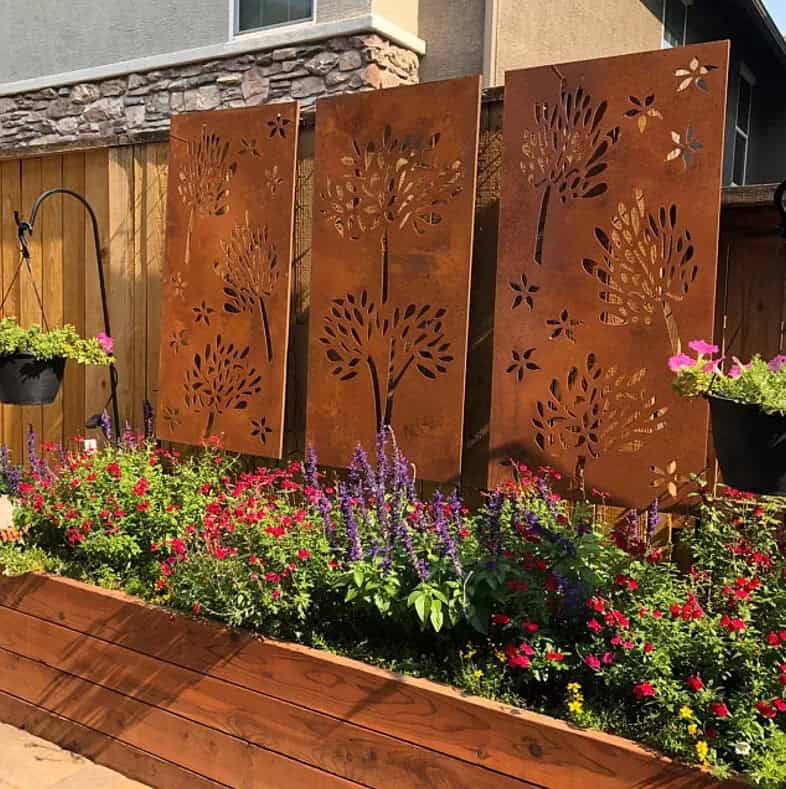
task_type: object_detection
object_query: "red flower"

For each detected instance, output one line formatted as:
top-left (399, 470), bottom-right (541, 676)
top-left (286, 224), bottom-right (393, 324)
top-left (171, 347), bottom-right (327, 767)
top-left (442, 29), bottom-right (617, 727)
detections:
top-left (521, 620), bottom-right (539, 634)
top-left (644, 642), bottom-right (654, 653)
top-left (767, 632), bottom-right (781, 647)
top-left (615, 574), bottom-right (639, 592)
top-left (710, 701), bottom-right (729, 718)
top-left (587, 618), bottom-right (602, 634)
top-left (136, 500), bottom-right (150, 512)
top-left (602, 651), bottom-right (615, 665)
top-left (505, 643), bottom-right (531, 669)
top-left (584, 655), bottom-right (601, 671)
top-left (544, 575), bottom-right (559, 592)
top-left (756, 701), bottom-right (777, 719)
top-left (633, 682), bottom-right (655, 700)
top-left (686, 675), bottom-right (704, 692)
top-left (773, 698), bottom-right (786, 713)
top-left (192, 602), bottom-right (201, 615)
top-left (105, 463), bottom-right (121, 479)
top-left (545, 651), bottom-right (564, 662)
top-left (491, 613), bottom-right (511, 626)
top-left (297, 549), bottom-right (310, 560)
top-left (133, 477), bottom-right (149, 497)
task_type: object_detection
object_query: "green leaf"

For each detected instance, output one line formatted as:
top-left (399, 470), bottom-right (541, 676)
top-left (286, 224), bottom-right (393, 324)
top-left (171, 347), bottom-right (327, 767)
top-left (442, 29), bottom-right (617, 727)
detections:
top-left (352, 565), bottom-right (364, 587)
top-left (414, 593), bottom-right (430, 624)
top-left (430, 599), bottom-right (444, 631)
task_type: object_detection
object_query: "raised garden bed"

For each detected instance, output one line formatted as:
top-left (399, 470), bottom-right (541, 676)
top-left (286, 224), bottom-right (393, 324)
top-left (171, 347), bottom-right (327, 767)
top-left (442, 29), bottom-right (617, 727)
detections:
top-left (0, 572), bottom-right (743, 788)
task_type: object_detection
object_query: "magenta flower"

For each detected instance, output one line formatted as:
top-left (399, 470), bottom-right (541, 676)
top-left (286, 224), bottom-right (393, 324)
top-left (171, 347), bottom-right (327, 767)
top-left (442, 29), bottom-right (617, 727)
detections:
top-left (668, 353), bottom-right (694, 372)
top-left (702, 356), bottom-right (725, 374)
top-left (688, 340), bottom-right (719, 356)
top-left (768, 355), bottom-right (786, 372)
top-left (96, 333), bottom-right (113, 355)
top-left (728, 356), bottom-right (749, 379)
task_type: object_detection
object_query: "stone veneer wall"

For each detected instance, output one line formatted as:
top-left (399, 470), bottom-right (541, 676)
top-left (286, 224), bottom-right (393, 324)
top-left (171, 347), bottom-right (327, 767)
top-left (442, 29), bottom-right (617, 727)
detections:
top-left (0, 34), bottom-right (419, 149)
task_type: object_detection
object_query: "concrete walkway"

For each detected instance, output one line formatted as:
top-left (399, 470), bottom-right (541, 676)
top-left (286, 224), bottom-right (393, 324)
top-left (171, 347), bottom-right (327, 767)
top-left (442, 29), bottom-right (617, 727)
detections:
top-left (0, 722), bottom-right (148, 788)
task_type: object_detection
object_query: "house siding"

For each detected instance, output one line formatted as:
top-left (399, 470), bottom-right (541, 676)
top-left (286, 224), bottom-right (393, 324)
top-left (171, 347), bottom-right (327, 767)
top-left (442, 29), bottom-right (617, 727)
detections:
top-left (418, 0), bottom-right (485, 82)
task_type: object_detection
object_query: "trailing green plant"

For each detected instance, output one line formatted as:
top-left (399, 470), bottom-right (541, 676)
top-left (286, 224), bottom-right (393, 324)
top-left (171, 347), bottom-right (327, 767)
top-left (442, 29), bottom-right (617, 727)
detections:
top-left (0, 317), bottom-right (113, 365)
top-left (670, 339), bottom-right (786, 414)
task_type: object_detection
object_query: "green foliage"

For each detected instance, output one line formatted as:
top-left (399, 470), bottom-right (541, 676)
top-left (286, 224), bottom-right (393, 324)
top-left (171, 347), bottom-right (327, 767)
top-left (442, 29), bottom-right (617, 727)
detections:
top-left (6, 436), bottom-right (786, 782)
top-left (0, 317), bottom-right (113, 365)
top-left (671, 344), bottom-right (786, 414)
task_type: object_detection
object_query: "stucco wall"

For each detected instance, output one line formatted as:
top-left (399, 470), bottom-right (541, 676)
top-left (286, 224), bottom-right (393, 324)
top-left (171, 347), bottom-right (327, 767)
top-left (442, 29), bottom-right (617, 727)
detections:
top-left (491, 0), bottom-right (663, 84)
top-left (317, 0), bottom-right (372, 23)
top-left (0, 0), bottom-right (227, 83)
top-left (418, 0), bottom-right (484, 81)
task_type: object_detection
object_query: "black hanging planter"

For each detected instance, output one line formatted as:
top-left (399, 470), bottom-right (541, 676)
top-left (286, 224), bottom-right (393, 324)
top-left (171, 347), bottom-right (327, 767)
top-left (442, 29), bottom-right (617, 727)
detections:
top-left (708, 395), bottom-right (786, 495)
top-left (0, 353), bottom-right (66, 405)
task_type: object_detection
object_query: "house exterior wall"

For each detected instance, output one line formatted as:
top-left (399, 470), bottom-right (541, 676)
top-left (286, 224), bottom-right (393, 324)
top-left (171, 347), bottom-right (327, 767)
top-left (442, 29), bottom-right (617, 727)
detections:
top-left (418, 0), bottom-right (484, 82)
top-left (490, 0), bottom-right (663, 85)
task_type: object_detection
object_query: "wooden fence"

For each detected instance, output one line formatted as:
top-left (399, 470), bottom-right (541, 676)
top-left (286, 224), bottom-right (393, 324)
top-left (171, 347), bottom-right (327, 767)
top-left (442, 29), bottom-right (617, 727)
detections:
top-left (0, 98), bottom-right (783, 493)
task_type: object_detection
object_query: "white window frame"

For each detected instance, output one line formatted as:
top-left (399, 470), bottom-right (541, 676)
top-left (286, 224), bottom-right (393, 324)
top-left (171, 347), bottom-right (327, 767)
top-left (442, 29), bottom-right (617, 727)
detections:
top-left (731, 65), bottom-right (756, 186)
top-left (661, 0), bottom-right (690, 48)
top-left (230, 0), bottom-right (317, 38)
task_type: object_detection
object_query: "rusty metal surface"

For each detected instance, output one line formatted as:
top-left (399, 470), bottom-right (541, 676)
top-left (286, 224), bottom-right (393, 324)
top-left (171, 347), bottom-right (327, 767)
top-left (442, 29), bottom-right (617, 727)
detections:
top-left (306, 77), bottom-right (482, 481)
top-left (489, 42), bottom-right (730, 507)
top-left (157, 103), bottom-right (299, 456)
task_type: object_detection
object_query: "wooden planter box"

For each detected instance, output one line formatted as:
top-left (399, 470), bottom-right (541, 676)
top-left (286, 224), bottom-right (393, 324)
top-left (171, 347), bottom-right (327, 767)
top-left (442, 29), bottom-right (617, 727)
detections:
top-left (0, 573), bottom-right (743, 788)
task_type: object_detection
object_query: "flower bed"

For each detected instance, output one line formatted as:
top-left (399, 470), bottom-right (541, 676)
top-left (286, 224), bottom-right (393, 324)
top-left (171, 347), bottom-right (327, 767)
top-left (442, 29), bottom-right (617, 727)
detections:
top-left (0, 571), bottom-right (739, 788)
top-left (0, 429), bottom-right (784, 784)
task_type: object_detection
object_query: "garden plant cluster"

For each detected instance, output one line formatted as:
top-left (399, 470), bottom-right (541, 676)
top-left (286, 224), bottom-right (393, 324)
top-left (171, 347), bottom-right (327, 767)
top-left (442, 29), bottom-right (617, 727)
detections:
top-left (2, 425), bottom-right (786, 785)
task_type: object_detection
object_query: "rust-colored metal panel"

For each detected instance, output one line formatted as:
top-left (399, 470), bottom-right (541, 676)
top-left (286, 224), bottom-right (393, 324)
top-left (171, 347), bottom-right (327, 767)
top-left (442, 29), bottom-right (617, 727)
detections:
top-left (489, 42), bottom-right (730, 507)
top-left (307, 77), bottom-right (482, 481)
top-left (158, 103), bottom-right (299, 456)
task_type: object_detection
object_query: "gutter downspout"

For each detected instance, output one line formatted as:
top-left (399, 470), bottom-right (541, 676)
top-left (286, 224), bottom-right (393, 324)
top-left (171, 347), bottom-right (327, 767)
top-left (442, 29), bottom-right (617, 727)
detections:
top-left (483, 0), bottom-right (500, 88)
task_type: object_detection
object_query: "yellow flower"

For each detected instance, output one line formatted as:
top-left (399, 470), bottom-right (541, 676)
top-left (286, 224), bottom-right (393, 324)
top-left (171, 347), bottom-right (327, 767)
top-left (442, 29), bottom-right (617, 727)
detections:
top-left (473, 669), bottom-right (484, 679)
top-left (567, 682), bottom-right (582, 693)
top-left (687, 723), bottom-right (698, 737)
top-left (695, 740), bottom-right (709, 764)
top-left (679, 705), bottom-right (694, 720)
top-left (568, 700), bottom-right (584, 715)
top-left (495, 650), bottom-right (507, 663)
top-left (465, 647), bottom-right (477, 660)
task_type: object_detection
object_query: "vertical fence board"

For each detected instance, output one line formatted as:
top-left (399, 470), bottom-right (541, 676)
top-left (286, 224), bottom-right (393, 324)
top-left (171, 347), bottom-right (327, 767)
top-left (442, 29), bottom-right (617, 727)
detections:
top-left (83, 149), bottom-right (109, 429)
top-left (0, 161), bottom-right (22, 460)
top-left (41, 157), bottom-right (64, 448)
top-left (108, 147), bottom-right (136, 429)
top-left (20, 158), bottom-right (44, 457)
top-left (62, 153), bottom-right (86, 445)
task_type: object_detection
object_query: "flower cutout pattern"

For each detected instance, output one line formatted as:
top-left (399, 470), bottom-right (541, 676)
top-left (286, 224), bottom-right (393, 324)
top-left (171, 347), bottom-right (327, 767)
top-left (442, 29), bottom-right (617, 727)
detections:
top-left (267, 114), bottom-right (291, 138)
top-left (167, 272), bottom-right (187, 300)
top-left (650, 460), bottom-right (690, 499)
top-left (666, 125), bottom-right (703, 169)
top-left (162, 406), bottom-right (181, 431)
top-left (546, 309), bottom-right (583, 342)
top-left (509, 273), bottom-right (539, 310)
top-left (624, 94), bottom-right (663, 135)
top-left (251, 416), bottom-right (273, 445)
top-left (264, 165), bottom-right (284, 197)
top-left (506, 348), bottom-right (539, 383)
top-left (193, 301), bottom-right (215, 327)
top-left (168, 329), bottom-right (189, 353)
top-left (239, 138), bottom-right (262, 158)
top-left (675, 57), bottom-right (718, 93)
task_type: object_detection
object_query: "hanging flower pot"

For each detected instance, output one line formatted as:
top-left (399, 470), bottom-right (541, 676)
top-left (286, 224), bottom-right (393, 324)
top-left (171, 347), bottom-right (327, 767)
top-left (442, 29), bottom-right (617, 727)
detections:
top-left (0, 353), bottom-right (66, 405)
top-left (0, 318), bottom-right (113, 407)
top-left (707, 395), bottom-right (786, 495)
top-left (670, 341), bottom-right (786, 495)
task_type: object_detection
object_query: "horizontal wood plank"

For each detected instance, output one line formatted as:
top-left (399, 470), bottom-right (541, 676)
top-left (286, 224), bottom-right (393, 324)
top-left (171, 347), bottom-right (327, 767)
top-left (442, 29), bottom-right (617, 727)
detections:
top-left (0, 573), bottom-right (739, 789)
top-left (0, 689), bottom-right (223, 789)
top-left (0, 643), bottom-right (358, 789)
top-left (0, 604), bottom-right (530, 789)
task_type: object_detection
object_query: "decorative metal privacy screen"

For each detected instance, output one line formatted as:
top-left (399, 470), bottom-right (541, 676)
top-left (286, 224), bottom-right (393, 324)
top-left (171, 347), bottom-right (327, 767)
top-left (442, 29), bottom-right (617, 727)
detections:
top-left (306, 77), bottom-right (482, 481)
top-left (158, 103), bottom-right (299, 456)
top-left (489, 42), bottom-right (729, 506)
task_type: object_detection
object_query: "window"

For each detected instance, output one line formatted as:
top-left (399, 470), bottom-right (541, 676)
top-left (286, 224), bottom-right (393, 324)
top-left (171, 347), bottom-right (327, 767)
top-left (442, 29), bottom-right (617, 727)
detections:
top-left (662, 0), bottom-right (688, 48)
top-left (237, 0), bottom-right (314, 33)
top-left (731, 68), bottom-right (755, 185)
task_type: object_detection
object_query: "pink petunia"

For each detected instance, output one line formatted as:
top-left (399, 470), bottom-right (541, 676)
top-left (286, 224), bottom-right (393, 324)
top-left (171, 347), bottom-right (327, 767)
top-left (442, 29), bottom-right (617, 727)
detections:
top-left (668, 353), bottom-right (694, 372)
top-left (688, 340), bottom-right (719, 356)
top-left (769, 355), bottom-right (786, 372)
top-left (96, 332), bottom-right (113, 355)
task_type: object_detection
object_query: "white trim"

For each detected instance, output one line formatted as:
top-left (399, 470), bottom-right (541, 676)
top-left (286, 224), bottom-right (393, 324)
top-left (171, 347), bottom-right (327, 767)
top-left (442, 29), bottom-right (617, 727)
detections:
top-left (731, 68), bottom-right (755, 186)
top-left (482, 0), bottom-right (499, 88)
top-left (0, 12), bottom-right (425, 97)
top-left (230, 0), bottom-right (318, 38)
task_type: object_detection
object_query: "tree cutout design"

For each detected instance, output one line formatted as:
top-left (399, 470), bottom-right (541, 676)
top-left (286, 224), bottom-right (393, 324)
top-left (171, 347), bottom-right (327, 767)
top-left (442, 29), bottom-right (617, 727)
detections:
top-left (177, 126), bottom-right (237, 267)
top-left (510, 273), bottom-right (539, 310)
top-left (184, 336), bottom-right (263, 439)
top-left (251, 417), bottom-right (273, 445)
top-left (581, 188), bottom-right (697, 354)
top-left (533, 353), bottom-right (667, 481)
top-left (214, 213), bottom-right (279, 363)
top-left (320, 289), bottom-right (453, 431)
top-left (321, 125), bottom-right (464, 305)
top-left (520, 81), bottom-right (620, 266)
top-left (546, 309), bottom-right (582, 342)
